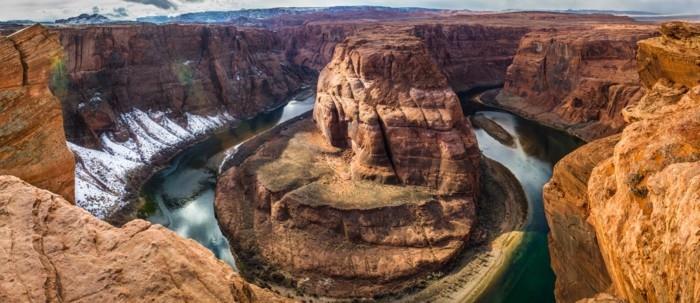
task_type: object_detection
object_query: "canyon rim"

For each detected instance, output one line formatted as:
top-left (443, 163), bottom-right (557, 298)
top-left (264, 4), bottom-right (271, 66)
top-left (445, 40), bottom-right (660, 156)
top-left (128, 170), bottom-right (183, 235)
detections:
top-left (1, 3), bottom-right (700, 303)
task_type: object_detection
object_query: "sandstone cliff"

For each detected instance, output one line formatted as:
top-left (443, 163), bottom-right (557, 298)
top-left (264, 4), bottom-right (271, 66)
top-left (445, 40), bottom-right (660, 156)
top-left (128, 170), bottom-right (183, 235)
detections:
top-left (495, 25), bottom-right (656, 141)
top-left (543, 135), bottom-right (618, 302)
top-left (55, 24), bottom-right (312, 147)
top-left (0, 175), bottom-right (289, 303)
top-left (313, 30), bottom-right (481, 194)
top-left (413, 23), bottom-right (529, 92)
top-left (545, 22), bottom-right (700, 302)
top-left (0, 25), bottom-right (75, 201)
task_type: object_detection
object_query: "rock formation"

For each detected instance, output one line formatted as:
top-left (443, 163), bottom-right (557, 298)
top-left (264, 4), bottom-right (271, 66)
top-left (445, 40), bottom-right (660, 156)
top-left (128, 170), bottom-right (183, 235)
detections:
top-left (215, 31), bottom-right (481, 298)
top-left (545, 22), bottom-right (700, 302)
top-left (0, 175), bottom-right (289, 303)
top-left (413, 23), bottom-right (529, 92)
top-left (0, 25), bottom-right (75, 202)
top-left (494, 25), bottom-right (656, 141)
top-left (313, 30), bottom-right (481, 194)
top-left (543, 135), bottom-right (618, 302)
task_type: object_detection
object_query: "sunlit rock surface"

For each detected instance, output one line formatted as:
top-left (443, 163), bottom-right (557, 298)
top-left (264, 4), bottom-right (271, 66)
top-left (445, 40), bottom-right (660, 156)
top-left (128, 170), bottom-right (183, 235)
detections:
top-left (546, 22), bottom-right (700, 302)
top-left (0, 25), bottom-right (75, 202)
top-left (0, 175), bottom-right (289, 303)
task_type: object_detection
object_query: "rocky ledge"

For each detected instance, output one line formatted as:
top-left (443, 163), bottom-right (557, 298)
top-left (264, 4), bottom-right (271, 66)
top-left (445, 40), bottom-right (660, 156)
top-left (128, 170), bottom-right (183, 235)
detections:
top-left (0, 175), bottom-right (289, 303)
top-left (544, 22), bottom-right (700, 302)
top-left (215, 31), bottom-right (486, 298)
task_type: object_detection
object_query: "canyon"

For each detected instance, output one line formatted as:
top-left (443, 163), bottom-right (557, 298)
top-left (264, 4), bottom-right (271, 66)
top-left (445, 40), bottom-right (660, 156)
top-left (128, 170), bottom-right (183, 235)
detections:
top-left (543, 21), bottom-right (700, 302)
top-left (1, 6), bottom-right (697, 303)
top-left (0, 25), bottom-right (287, 302)
top-left (41, 12), bottom-right (656, 221)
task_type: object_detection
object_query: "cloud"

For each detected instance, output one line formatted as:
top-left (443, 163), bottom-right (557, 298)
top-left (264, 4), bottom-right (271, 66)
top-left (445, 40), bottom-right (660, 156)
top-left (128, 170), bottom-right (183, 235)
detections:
top-left (110, 7), bottom-right (129, 17)
top-left (124, 0), bottom-right (178, 10)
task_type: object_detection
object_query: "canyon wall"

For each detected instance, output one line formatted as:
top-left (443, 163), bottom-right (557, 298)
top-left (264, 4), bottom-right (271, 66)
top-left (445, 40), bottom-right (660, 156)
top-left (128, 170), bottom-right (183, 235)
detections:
top-left (55, 24), bottom-right (313, 147)
top-left (545, 22), bottom-right (700, 302)
top-left (413, 23), bottom-right (529, 92)
top-left (495, 25), bottom-right (656, 141)
top-left (0, 25), bottom-right (75, 201)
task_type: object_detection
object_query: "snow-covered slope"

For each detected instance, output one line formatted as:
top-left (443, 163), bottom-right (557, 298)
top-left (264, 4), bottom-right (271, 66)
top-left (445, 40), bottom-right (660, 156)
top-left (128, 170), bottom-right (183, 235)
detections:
top-left (70, 109), bottom-right (234, 219)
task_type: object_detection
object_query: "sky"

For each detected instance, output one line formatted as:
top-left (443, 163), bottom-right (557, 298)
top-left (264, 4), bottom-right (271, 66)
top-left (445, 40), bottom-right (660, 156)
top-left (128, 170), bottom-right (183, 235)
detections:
top-left (2, 0), bottom-right (700, 21)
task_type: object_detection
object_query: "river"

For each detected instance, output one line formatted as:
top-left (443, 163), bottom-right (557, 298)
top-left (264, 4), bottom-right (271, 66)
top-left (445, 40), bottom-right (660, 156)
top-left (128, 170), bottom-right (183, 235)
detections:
top-left (138, 90), bottom-right (583, 302)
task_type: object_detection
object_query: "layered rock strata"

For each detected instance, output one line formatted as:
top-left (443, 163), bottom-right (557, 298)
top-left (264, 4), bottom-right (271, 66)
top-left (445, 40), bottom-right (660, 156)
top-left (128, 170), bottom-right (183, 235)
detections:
top-left (0, 25), bottom-right (75, 201)
top-left (56, 25), bottom-right (312, 146)
top-left (45, 12), bottom-right (647, 218)
top-left (313, 31), bottom-right (481, 194)
top-left (0, 175), bottom-right (289, 303)
top-left (216, 32), bottom-right (481, 298)
top-left (545, 22), bottom-right (700, 302)
top-left (494, 25), bottom-right (656, 141)
top-left (543, 135), bottom-right (619, 302)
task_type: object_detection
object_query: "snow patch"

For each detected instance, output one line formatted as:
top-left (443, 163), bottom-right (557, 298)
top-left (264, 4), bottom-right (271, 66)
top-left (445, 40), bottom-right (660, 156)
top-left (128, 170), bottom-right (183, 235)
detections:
top-left (71, 110), bottom-right (235, 219)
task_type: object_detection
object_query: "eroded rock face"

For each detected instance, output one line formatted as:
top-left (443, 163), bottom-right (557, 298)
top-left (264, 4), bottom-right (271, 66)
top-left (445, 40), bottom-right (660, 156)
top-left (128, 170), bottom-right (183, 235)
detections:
top-left (55, 25), bottom-right (313, 146)
top-left (543, 135), bottom-right (618, 302)
top-left (495, 25), bottom-right (656, 141)
top-left (313, 31), bottom-right (481, 195)
top-left (546, 22), bottom-right (700, 302)
top-left (0, 175), bottom-right (288, 303)
top-left (0, 25), bottom-right (75, 202)
top-left (216, 119), bottom-right (476, 298)
top-left (413, 23), bottom-right (529, 92)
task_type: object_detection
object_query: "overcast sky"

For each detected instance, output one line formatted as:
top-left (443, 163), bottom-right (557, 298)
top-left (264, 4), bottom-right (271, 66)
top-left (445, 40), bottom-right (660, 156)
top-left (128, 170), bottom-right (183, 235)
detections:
top-left (2, 0), bottom-right (699, 21)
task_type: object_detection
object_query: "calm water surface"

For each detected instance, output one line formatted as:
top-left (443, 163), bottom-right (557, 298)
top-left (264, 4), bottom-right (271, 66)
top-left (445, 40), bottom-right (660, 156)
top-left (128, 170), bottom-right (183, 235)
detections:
top-left (139, 93), bottom-right (315, 268)
top-left (139, 90), bottom-right (583, 302)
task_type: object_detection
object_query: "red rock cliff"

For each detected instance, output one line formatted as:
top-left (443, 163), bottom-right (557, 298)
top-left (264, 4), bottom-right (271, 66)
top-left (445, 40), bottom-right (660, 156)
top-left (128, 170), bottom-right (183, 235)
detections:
top-left (545, 22), bottom-right (700, 302)
top-left (496, 25), bottom-right (656, 141)
top-left (314, 30), bottom-right (481, 194)
top-left (0, 25), bottom-right (75, 201)
top-left (55, 24), bottom-right (313, 146)
top-left (0, 25), bottom-right (289, 303)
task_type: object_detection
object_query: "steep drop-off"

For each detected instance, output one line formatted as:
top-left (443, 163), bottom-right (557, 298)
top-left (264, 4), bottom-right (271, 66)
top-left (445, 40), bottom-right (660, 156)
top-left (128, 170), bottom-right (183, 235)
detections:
top-left (0, 25), bottom-right (75, 202)
top-left (545, 22), bottom-right (700, 302)
top-left (494, 25), bottom-right (656, 141)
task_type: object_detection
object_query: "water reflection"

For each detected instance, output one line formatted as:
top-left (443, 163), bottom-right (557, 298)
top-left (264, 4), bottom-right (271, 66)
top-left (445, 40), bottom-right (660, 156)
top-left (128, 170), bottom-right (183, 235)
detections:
top-left (139, 92), bottom-right (315, 269)
top-left (470, 110), bottom-right (583, 302)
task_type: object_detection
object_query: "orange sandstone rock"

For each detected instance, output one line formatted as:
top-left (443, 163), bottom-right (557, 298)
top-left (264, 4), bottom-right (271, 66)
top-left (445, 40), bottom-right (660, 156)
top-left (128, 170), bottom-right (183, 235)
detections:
top-left (0, 25), bottom-right (75, 202)
top-left (0, 175), bottom-right (289, 303)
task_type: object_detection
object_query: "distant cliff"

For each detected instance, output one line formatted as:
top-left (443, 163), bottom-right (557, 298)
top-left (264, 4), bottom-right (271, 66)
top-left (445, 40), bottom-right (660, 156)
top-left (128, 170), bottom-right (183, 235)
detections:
top-left (495, 25), bottom-right (656, 141)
